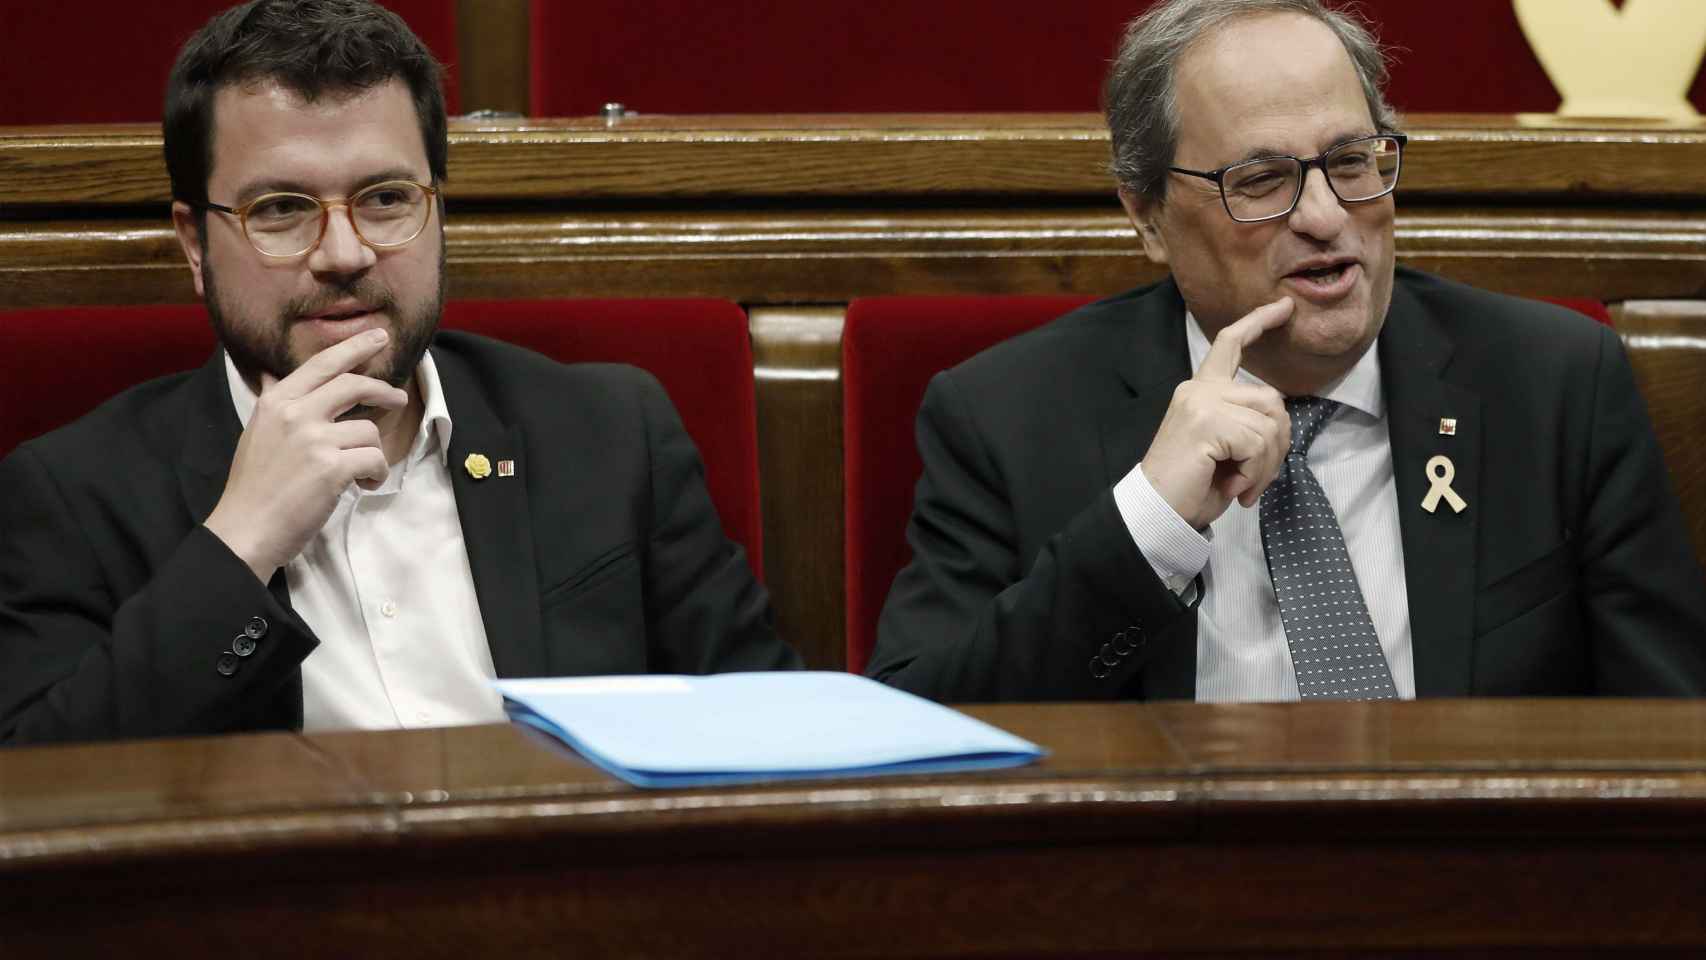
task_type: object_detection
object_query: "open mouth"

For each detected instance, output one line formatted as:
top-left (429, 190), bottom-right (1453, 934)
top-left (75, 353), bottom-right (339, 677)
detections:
top-left (1293, 264), bottom-right (1349, 283)
top-left (1284, 260), bottom-right (1359, 300)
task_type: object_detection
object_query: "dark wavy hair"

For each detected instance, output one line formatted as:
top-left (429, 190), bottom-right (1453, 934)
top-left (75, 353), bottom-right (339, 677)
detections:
top-left (163, 0), bottom-right (447, 207)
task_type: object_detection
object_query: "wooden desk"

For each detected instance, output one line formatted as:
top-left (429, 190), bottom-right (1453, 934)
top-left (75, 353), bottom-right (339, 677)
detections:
top-left (4, 700), bottom-right (1706, 957)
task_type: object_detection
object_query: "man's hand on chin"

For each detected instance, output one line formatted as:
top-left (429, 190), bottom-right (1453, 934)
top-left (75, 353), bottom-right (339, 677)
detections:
top-left (1139, 297), bottom-right (1295, 530)
top-left (204, 328), bottom-right (409, 583)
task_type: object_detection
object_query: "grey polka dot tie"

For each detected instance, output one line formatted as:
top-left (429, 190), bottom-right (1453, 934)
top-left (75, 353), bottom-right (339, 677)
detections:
top-left (1258, 397), bottom-right (1398, 700)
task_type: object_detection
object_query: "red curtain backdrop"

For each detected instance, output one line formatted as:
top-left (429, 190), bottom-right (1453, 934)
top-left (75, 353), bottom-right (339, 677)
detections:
top-left (531, 0), bottom-right (1706, 117)
top-left (0, 0), bottom-right (458, 125)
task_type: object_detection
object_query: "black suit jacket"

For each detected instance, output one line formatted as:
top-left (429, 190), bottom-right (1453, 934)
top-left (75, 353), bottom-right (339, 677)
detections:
top-left (0, 331), bottom-right (798, 743)
top-left (869, 267), bottom-right (1706, 701)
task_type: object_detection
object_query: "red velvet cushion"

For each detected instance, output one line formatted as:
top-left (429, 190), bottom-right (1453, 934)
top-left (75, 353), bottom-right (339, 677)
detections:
top-left (841, 296), bottom-right (1091, 673)
top-left (0, 0), bottom-right (459, 125)
top-left (0, 305), bottom-right (215, 459)
top-left (840, 293), bottom-right (1611, 673)
top-left (442, 299), bottom-right (763, 576)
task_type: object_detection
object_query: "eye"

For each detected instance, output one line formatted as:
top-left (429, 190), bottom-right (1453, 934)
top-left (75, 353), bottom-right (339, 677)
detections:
top-left (1331, 150), bottom-right (1374, 172)
top-left (360, 188), bottom-right (409, 208)
top-left (248, 194), bottom-right (315, 222)
top-left (1228, 168), bottom-right (1287, 197)
top-left (356, 182), bottom-right (423, 214)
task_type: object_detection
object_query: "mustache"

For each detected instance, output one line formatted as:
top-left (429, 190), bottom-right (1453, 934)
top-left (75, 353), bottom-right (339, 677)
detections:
top-left (284, 281), bottom-right (397, 321)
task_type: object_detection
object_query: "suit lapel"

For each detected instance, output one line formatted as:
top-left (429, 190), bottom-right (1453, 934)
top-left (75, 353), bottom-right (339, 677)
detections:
top-left (432, 344), bottom-right (547, 678)
top-left (1379, 282), bottom-right (1481, 696)
top-left (175, 351), bottom-right (244, 530)
top-left (173, 352), bottom-right (299, 611)
top-left (1099, 280), bottom-right (1192, 488)
top-left (1097, 281), bottom-right (1197, 700)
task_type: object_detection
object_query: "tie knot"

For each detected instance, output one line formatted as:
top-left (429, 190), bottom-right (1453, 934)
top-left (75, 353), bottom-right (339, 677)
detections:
top-left (1285, 396), bottom-right (1339, 456)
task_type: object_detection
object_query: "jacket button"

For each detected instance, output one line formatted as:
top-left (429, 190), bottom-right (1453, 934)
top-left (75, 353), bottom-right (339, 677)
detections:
top-left (1110, 631), bottom-right (1135, 656)
top-left (216, 652), bottom-right (241, 677)
top-left (1089, 656), bottom-right (1111, 679)
top-left (232, 634), bottom-right (258, 658)
top-left (244, 616), bottom-right (268, 640)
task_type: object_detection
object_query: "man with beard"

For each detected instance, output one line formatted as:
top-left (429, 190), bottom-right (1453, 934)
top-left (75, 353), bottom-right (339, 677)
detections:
top-left (868, 0), bottom-right (1706, 702)
top-left (0, 0), bottom-right (798, 744)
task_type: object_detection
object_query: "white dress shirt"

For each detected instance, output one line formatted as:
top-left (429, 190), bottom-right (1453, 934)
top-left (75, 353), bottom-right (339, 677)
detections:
top-left (225, 350), bottom-right (507, 731)
top-left (1112, 315), bottom-right (1415, 701)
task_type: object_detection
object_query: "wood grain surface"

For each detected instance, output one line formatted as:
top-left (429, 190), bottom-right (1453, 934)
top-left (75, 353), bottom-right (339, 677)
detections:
top-left (750, 307), bottom-right (847, 670)
top-left (3, 114), bottom-right (1705, 310)
top-left (4, 205), bottom-right (1704, 310)
top-left (5, 700), bottom-right (1706, 957)
top-left (1617, 300), bottom-right (1706, 567)
top-left (5, 114), bottom-right (1706, 204)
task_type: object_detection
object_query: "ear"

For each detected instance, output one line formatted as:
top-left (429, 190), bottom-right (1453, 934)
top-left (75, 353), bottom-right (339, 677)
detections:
top-left (171, 200), bottom-right (208, 299)
top-left (1118, 187), bottom-right (1170, 265)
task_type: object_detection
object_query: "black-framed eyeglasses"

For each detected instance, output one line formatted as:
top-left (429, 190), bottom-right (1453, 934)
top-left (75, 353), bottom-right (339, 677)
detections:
top-left (193, 179), bottom-right (440, 258)
top-left (1167, 134), bottom-right (1407, 223)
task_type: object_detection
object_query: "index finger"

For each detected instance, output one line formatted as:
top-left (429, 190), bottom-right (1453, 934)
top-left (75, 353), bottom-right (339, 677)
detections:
top-left (272, 328), bottom-right (391, 399)
top-left (1196, 297), bottom-right (1293, 382)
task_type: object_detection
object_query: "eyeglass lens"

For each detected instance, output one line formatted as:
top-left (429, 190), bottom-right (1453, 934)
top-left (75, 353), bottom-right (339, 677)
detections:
top-left (1221, 137), bottom-right (1401, 222)
top-left (242, 181), bottom-right (430, 256)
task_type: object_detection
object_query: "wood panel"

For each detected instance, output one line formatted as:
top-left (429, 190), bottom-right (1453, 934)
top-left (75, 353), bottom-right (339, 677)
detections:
top-left (454, 0), bottom-right (531, 116)
top-left (750, 307), bottom-right (846, 670)
top-left (6, 701), bottom-right (1706, 956)
top-left (1616, 301), bottom-right (1706, 568)
top-left (5, 206), bottom-right (1705, 310)
top-left (4, 114), bottom-right (1706, 206)
top-left (3, 115), bottom-right (1704, 311)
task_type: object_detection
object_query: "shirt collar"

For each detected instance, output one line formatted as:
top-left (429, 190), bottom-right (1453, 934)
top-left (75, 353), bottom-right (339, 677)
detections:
top-left (223, 347), bottom-right (455, 467)
top-left (1183, 310), bottom-right (1384, 420)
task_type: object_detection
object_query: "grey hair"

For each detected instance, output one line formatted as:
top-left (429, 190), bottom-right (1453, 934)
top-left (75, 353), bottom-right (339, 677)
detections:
top-left (1103, 0), bottom-right (1399, 203)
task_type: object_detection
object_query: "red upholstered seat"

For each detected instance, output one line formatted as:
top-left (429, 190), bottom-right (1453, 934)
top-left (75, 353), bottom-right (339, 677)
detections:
top-left (0, 298), bottom-right (763, 577)
top-left (0, 305), bottom-right (216, 460)
top-left (839, 293), bottom-right (1611, 674)
top-left (441, 299), bottom-right (764, 577)
top-left (841, 296), bottom-right (1092, 673)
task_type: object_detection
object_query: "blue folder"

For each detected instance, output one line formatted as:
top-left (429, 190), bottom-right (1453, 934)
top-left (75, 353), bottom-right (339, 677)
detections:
top-left (493, 671), bottom-right (1046, 788)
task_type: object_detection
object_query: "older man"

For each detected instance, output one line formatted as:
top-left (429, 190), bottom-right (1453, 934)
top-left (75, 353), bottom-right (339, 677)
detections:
top-left (869, 0), bottom-right (1706, 701)
top-left (0, 0), bottom-right (797, 744)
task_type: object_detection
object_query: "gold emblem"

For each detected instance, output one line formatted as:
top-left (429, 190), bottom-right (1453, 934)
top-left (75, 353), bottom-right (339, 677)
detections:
top-left (464, 453), bottom-right (493, 480)
top-left (1438, 417), bottom-right (1457, 436)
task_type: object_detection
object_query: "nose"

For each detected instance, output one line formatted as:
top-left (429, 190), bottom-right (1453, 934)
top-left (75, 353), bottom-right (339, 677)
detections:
top-left (1286, 167), bottom-right (1348, 242)
top-left (307, 201), bottom-right (377, 276)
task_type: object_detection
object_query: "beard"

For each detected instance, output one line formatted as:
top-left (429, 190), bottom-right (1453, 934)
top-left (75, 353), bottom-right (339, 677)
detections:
top-left (202, 232), bottom-right (446, 393)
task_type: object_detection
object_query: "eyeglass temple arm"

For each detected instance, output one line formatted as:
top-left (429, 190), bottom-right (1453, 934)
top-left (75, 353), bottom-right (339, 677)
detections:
top-left (1166, 166), bottom-right (1224, 184)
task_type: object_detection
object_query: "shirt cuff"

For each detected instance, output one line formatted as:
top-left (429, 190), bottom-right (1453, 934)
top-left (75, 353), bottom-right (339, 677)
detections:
top-left (1112, 462), bottom-right (1212, 596)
